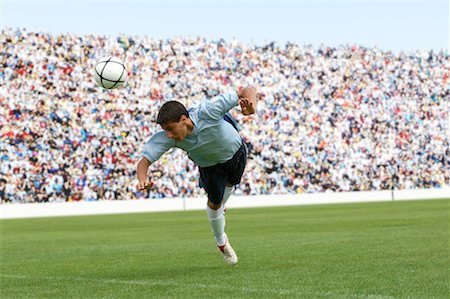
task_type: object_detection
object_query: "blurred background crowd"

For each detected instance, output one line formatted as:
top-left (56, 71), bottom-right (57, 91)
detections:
top-left (1, 28), bottom-right (448, 203)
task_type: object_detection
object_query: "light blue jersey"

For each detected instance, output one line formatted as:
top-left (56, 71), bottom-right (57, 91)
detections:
top-left (143, 92), bottom-right (242, 167)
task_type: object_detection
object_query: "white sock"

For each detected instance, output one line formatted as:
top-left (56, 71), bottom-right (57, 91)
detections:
top-left (206, 204), bottom-right (226, 246)
top-left (222, 186), bottom-right (233, 206)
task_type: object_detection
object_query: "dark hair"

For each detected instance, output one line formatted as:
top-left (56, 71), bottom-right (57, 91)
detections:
top-left (156, 101), bottom-right (189, 125)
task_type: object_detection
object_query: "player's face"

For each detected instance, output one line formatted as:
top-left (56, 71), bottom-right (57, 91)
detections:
top-left (162, 117), bottom-right (190, 141)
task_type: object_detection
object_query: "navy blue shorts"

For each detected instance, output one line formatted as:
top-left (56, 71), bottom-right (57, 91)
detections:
top-left (198, 142), bottom-right (247, 205)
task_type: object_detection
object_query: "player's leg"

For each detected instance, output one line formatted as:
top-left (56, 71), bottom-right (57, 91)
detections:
top-left (206, 198), bottom-right (226, 246)
top-left (223, 184), bottom-right (233, 206)
top-left (207, 198), bottom-right (237, 266)
top-left (206, 193), bottom-right (238, 265)
top-left (214, 142), bottom-right (247, 265)
top-left (200, 167), bottom-right (228, 246)
top-left (199, 167), bottom-right (238, 265)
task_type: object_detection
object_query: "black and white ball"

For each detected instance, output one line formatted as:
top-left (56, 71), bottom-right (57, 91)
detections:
top-left (94, 56), bottom-right (128, 89)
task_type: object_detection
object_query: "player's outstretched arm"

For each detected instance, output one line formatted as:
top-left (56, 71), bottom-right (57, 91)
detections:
top-left (237, 86), bottom-right (257, 115)
top-left (136, 157), bottom-right (153, 190)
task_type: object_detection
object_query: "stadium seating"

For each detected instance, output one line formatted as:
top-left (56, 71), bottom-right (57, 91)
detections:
top-left (0, 28), bottom-right (448, 203)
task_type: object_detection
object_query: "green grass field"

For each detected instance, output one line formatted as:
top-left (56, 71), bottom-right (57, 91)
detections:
top-left (1, 199), bottom-right (448, 298)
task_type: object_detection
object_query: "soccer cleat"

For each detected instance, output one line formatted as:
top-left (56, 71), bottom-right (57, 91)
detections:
top-left (217, 234), bottom-right (238, 266)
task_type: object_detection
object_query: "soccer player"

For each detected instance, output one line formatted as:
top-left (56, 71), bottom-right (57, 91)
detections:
top-left (136, 87), bottom-right (257, 266)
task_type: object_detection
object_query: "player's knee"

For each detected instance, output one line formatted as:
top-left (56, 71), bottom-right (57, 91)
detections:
top-left (207, 200), bottom-right (221, 210)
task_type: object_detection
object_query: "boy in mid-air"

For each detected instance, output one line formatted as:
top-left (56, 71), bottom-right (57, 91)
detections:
top-left (136, 87), bottom-right (257, 266)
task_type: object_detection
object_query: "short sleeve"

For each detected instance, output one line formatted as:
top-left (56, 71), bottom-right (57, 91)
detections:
top-left (142, 131), bottom-right (175, 163)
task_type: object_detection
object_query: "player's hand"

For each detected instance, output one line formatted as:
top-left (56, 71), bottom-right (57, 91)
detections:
top-left (237, 86), bottom-right (257, 115)
top-left (136, 180), bottom-right (153, 191)
top-left (239, 97), bottom-right (255, 115)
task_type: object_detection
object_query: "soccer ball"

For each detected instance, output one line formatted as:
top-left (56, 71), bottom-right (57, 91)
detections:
top-left (94, 56), bottom-right (128, 89)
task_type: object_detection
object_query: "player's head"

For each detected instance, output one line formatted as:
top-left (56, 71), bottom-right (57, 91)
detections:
top-left (157, 101), bottom-right (192, 141)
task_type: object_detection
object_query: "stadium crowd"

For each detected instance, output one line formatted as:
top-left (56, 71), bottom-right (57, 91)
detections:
top-left (1, 28), bottom-right (448, 203)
